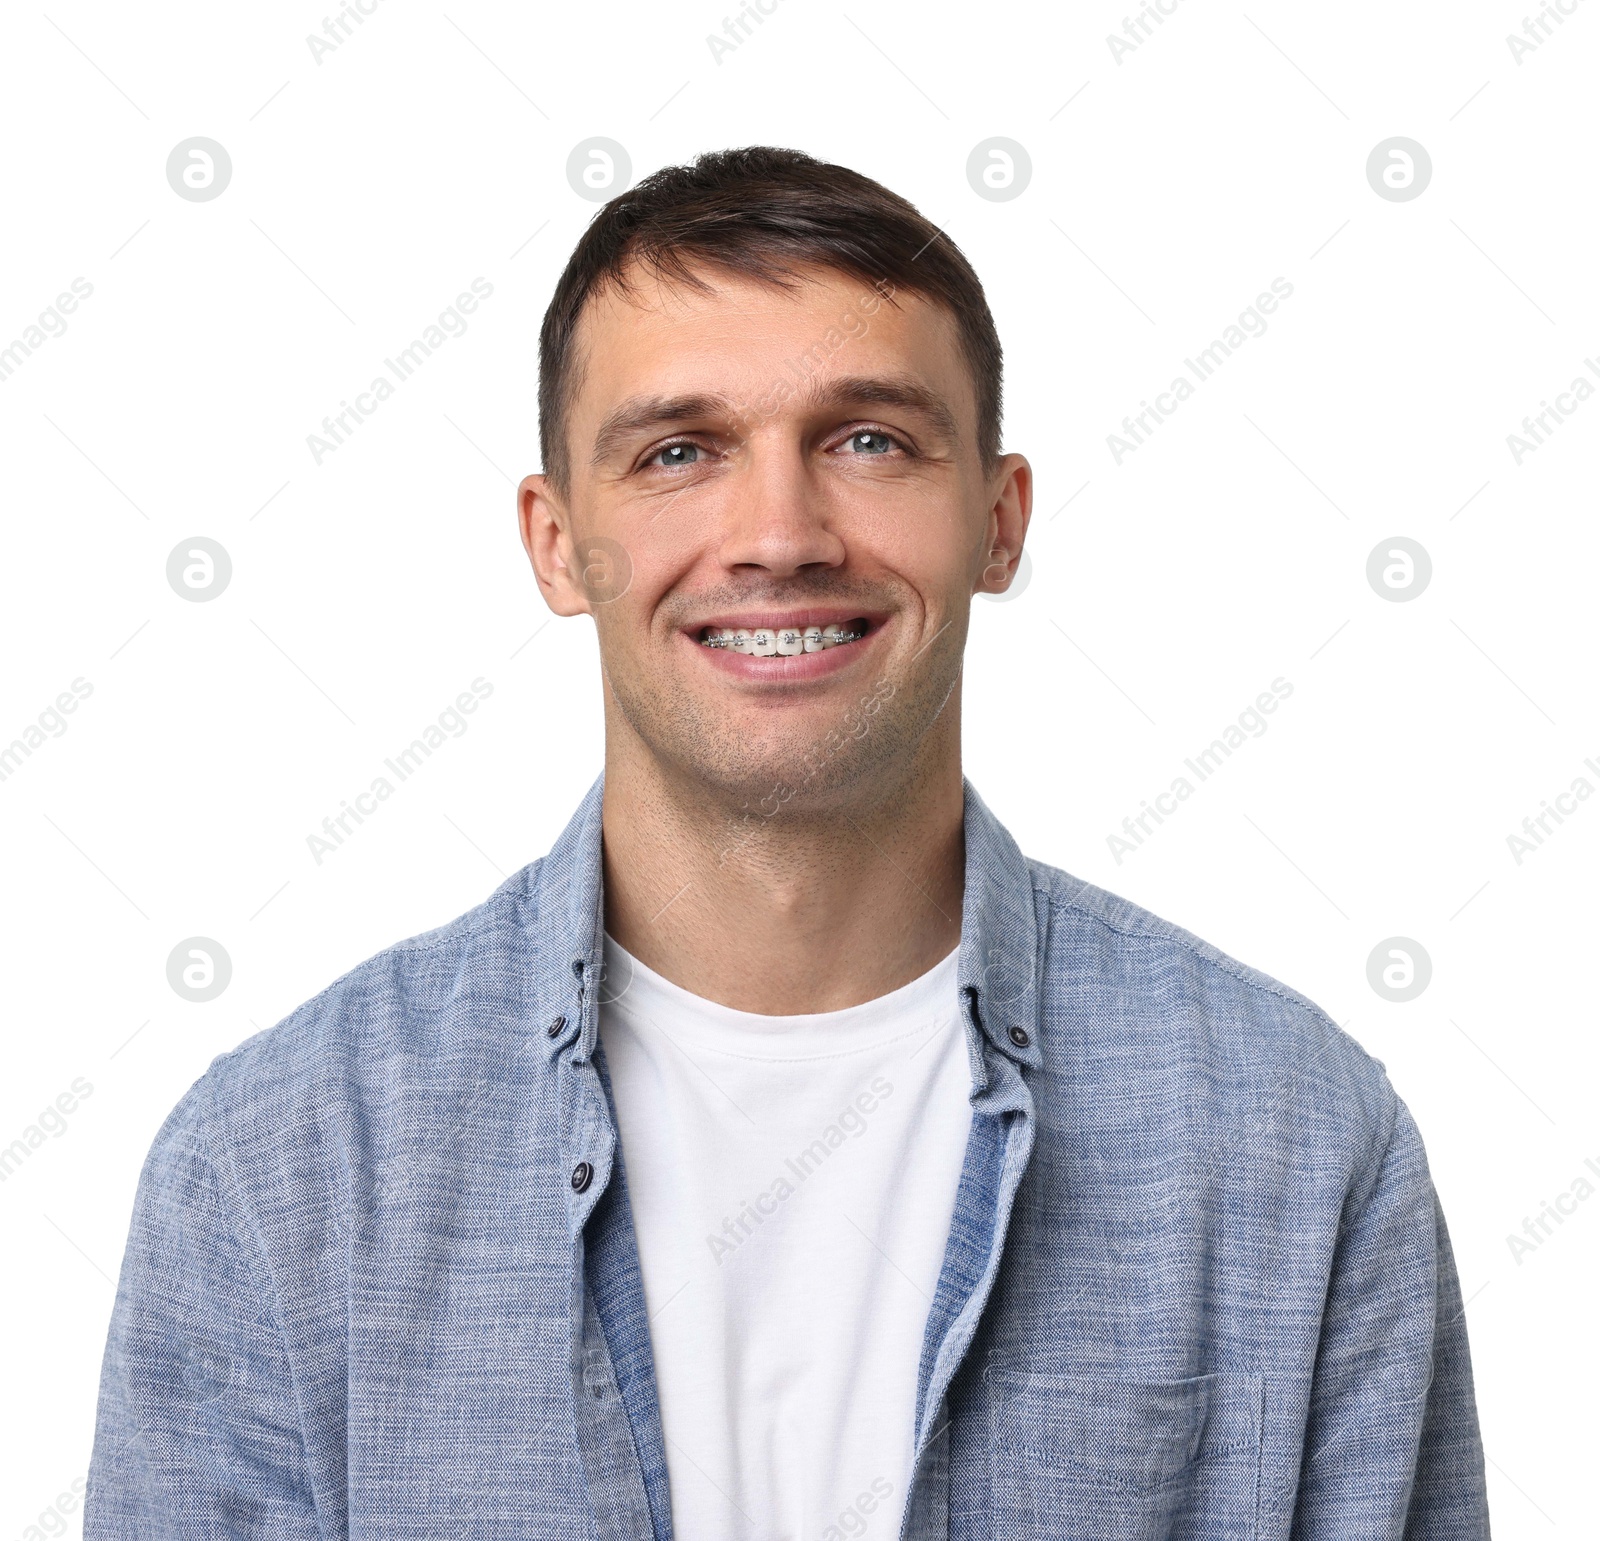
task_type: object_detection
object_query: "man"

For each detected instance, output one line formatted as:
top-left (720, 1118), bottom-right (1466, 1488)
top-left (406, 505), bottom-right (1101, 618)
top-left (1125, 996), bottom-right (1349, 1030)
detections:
top-left (87, 147), bottom-right (1489, 1538)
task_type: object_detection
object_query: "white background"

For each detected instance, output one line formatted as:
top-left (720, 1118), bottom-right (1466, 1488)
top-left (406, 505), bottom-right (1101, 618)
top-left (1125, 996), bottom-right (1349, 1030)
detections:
top-left (2, 0), bottom-right (1596, 1533)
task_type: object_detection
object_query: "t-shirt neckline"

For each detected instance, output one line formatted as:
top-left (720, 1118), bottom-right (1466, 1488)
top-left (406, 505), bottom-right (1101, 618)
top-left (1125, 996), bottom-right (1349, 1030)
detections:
top-left (599, 933), bottom-right (961, 1062)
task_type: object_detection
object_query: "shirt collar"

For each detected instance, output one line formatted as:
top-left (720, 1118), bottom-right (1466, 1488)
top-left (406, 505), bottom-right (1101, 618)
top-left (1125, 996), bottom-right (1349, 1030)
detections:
top-left (954, 779), bottom-right (1044, 1072)
top-left (529, 773), bottom-right (1042, 1069)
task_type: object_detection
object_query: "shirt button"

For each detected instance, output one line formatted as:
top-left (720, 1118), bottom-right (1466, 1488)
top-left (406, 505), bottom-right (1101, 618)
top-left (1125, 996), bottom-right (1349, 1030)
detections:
top-left (570, 1160), bottom-right (593, 1193)
top-left (1008, 1025), bottom-right (1031, 1048)
top-left (546, 1015), bottom-right (566, 1038)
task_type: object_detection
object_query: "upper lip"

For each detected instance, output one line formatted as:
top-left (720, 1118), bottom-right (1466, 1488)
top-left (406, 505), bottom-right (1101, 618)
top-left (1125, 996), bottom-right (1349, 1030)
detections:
top-left (686, 608), bottom-right (885, 633)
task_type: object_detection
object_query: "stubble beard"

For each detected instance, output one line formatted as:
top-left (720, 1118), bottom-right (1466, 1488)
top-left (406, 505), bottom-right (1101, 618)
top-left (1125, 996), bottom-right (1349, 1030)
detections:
top-left (598, 618), bottom-right (965, 831)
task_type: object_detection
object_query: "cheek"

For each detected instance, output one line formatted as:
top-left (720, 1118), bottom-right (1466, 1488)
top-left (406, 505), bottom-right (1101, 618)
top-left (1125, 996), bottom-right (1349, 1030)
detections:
top-left (851, 496), bottom-right (980, 587)
top-left (603, 477), bottom-right (728, 560)
top-left (588, 541), bottom-right (703, 657)
top-left (568, 531), bottom-right (638, 607)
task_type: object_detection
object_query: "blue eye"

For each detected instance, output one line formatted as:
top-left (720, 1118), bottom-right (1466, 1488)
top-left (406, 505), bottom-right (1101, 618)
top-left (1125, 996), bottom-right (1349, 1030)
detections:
top-left (651, 443), bottom-right (700, 467)
top-left (844, 430), bottom-right (895, 455)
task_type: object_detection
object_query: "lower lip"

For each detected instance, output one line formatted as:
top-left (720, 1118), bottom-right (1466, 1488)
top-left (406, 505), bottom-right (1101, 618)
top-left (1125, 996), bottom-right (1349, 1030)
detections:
top-left (685, 625), bottom-right (884, 682)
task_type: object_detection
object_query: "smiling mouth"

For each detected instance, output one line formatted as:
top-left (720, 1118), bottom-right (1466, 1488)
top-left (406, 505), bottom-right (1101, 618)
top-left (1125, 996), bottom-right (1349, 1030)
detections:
top-left (698, 620), bottom-right (870, 656)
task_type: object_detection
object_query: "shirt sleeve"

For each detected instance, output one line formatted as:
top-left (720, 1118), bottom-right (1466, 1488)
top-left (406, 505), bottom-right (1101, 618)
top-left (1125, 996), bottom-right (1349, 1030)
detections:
top-left (84, 1072), bottom-right (324, 1539)
top-left (1290, 1097), bottom-right (1490, 1539)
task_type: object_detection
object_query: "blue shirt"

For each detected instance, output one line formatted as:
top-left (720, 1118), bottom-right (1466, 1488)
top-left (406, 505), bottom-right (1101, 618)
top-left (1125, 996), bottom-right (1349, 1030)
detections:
top-left (86, 776), bottom-right (1489, 1538)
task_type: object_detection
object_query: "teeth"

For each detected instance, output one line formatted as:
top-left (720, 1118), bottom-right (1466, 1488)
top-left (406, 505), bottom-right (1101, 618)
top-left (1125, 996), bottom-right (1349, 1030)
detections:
top-left (701, 623), bottom-right (865, 653)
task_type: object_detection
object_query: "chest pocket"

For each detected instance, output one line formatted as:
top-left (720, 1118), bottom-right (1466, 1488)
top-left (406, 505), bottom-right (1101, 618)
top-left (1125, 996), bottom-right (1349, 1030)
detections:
top-left (986, 1363), bottom-right (1262, 1541)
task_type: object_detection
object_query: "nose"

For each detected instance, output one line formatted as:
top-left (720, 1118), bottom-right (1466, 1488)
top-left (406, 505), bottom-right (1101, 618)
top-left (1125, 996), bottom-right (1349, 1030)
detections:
top-left (715, 433), bottom-right (847, 579)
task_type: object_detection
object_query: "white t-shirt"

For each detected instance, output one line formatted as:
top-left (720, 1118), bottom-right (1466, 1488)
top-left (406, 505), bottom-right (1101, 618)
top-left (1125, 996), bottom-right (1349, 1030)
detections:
top-left (597, 934), bottom-right (972, 1541)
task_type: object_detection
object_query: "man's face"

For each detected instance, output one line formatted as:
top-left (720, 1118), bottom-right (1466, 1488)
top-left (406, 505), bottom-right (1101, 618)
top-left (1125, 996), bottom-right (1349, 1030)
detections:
top-left (520, 261), bottom-right (1030, 808)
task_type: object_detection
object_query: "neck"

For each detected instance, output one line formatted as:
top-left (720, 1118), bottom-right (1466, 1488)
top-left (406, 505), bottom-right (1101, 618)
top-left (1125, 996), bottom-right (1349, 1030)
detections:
top-left (599, 707), bottom-right (965, 1015)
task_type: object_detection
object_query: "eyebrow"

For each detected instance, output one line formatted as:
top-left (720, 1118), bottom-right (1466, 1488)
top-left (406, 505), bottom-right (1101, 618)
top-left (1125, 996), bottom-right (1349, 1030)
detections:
top-left (587, 373), bottom-right (962, 467)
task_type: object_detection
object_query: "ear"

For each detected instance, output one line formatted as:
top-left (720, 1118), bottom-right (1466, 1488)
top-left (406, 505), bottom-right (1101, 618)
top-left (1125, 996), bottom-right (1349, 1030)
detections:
top-left (518, 473), bottom-right (593, 618)
top-left (974, 453), bottom-right (1033, 597)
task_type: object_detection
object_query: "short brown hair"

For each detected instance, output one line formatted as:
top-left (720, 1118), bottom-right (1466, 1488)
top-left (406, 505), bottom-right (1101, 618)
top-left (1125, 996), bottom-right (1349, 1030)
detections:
top-left (538, 146), bottom-right (1003, 493)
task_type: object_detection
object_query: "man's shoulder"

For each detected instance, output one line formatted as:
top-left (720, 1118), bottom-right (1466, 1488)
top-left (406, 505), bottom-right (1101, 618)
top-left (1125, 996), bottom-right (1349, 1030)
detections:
top-left (1024, 854), bottom-right (1341, 1026)
top-left (196, 858), bottom-right (553, 1132)
top-left (1022, 855), bottom-right (1398, 1155)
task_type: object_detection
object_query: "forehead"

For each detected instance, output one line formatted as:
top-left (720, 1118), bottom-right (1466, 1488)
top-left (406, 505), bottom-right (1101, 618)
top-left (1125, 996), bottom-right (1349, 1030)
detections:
top-left (568, 259), bottom-right (973, 430)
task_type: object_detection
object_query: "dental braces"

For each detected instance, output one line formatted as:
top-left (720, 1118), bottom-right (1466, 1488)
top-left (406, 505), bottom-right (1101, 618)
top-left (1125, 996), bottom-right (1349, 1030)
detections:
top-left (702, 627), bottom-right (865, 650)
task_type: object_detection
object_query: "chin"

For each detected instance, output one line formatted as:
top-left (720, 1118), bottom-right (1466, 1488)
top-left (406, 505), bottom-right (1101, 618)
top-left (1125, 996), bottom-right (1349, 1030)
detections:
top-left (607, 654), bottom-right (928, 812)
